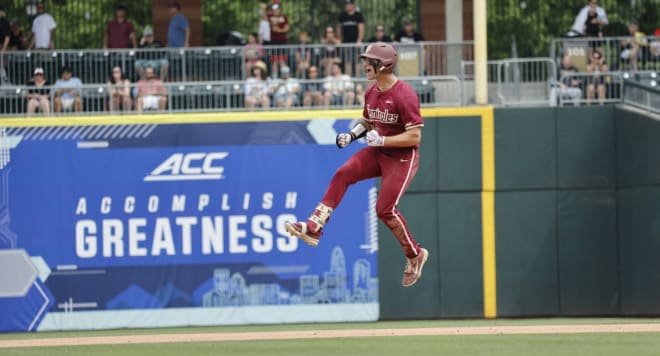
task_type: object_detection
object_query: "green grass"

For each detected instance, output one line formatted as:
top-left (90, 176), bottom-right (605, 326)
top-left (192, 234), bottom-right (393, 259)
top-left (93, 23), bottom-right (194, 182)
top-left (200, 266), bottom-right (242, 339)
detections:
top-left (2, 333), bottom-right (660, 356)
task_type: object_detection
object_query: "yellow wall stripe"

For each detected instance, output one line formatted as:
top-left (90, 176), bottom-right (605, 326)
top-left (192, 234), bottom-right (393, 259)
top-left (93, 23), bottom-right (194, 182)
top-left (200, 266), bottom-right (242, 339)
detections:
top-left (481, 107), bottom-right (497, 318)
top-left (0, 107), bottom-right (489, 128)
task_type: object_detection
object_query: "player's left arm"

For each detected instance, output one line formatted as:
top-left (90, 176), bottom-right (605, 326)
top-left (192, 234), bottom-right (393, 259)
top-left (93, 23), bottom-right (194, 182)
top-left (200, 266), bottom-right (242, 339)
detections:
top-left (369, 127), bottom-right (421, 147)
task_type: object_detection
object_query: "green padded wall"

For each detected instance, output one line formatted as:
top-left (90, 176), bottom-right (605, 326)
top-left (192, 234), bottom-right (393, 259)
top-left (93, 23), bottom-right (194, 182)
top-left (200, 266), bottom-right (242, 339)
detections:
top-left (556, 106), bottom-right (616, 189)
top-left (617, 108), bottom-right (660, 187)
top-left (437, 193), bottom-right (483, 318)
top-left (495, 191), bottom-right (559, 316)
top-left (618, 187), bottom-right (660, 315)
top-left (378, 193), bottom-right (441, 319)
top-left (557, 190), bottom-right (619, 315)
top-left (437, 117), bottom-right (482, 192)
top-left (494, 108), bottom-right (556, 190)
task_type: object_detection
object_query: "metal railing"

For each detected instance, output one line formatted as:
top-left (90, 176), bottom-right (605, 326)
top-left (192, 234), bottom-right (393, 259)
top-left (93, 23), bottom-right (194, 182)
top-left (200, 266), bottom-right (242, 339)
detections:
top-left (623, 78), bottom-right (660, 114)
top-left (554, 72), bottom-right (625, 106)
top-left (550, 35), bottom-right (660, 72)
top-left (0, 75), bottom-right (462, 117)
top-left (461, 58), bottom-right (557, 106)
top-left (0, 41), bottom-right (473, 87)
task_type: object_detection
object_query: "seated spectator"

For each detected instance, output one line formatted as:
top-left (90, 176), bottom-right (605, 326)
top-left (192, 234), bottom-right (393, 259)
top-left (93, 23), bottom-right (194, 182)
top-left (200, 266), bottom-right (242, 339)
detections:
top-left (320, 26), bottom-right (341, 77)
top-left (107, 65), bottom-right (132, 112)
top-left (26, 67), bottom-right (50, 115)
top-left (136, 66), bottom-right (167, 113)
top-left (8, 19), bottom-right (28, 50)
top-left (295, 31), bottom-right (313, 78)
top-left (323, 61), bottom-right (355, 106)
top-left (53, 67), bottom-right (82, 113)
top-left (551, 55), bottom-right (583, 106)
top-left (369, 24), bottom-right (392, 43)
top-left (571, 0), bottom-right (608, 37)
top-left (302, 65), bottom-right (323, 107)
top-left (619, 21), bottom-right (648, 71)
top-left (586, 50), bottom-right (608, 106)
top-left (243, 61), bottom-right (270, 109)
top-left (103, 5), bottom-right (137, 49)
top-left (244, 32), bottom-right (265, 78)
top-left (270, 65), bottom-right (300, 108)
top-left (135, 27), bottom-right (168, 80)
top-left (649, 29), bottom-right (660, 60)
top-left (395, 19), bottom-right (424, 43)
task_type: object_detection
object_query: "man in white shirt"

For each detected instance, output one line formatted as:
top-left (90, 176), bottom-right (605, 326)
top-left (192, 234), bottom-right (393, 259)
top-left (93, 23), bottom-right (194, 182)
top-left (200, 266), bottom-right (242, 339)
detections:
top-left (258, 2), bottom-right (271, 44)
top-left (571, 0), bottom-right (608, 36)
top-left (29, 2), bottom-right (56, 49)
top-left (323, 61), bottom-right (356, 106)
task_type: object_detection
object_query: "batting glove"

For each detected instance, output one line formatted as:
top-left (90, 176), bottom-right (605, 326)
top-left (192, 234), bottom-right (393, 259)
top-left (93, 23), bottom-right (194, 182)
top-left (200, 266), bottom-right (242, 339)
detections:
top-left (336, 133), bottom-right (354, 148)
top-left (366, 130), bottom-right (385, 147)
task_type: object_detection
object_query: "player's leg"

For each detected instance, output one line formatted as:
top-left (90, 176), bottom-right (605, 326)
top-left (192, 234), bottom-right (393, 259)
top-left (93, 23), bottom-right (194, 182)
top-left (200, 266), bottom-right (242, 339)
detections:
top-left (376, 148), bottom-right (428, 287)
top-left (285, 147), bottom-right (381, 246)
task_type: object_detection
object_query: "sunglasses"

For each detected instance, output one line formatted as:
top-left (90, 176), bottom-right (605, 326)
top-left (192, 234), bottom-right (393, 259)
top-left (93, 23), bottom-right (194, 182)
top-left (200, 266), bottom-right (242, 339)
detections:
top-left (35, 73), bottom-right (43, 76)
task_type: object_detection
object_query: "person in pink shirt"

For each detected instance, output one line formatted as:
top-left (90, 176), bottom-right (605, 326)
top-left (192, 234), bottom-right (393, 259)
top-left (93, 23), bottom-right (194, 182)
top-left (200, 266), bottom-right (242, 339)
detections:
top-left (136, 67), bottom-right (167, 113)
top-left (285, 42), bottom-right (428, 288)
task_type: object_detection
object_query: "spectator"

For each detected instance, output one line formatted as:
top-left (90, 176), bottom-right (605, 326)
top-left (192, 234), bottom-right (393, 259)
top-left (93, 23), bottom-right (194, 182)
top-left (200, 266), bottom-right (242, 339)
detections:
top-left (619, 21), bottom-right (647, 71)
top-left (395, 19), bottom-right (424, 43)
top-left (107, 65), bottom-right (132, 112)
top-left (258, 2), bottom-right (271, 45)
top-left (29, 2), bottom-right (56, 49)
top-left (9, 19), bottom-right (28, 50)
top-left (243, 61), bottom-right (270, 109)
top-left (26, 67), bottom-right (50, 115)
top-left (244, 32), bottom-right (265, 77)
top-left (323, 61), bottom-right (355, 106)
top-left (103, 5), bottom-right (137, 49)
top-left (586, 50), bottom-right (608, 106)
top-left (649, 29), bottom-right (660, 60)
top-left (571, 0), bottom-right (608, 37)
top-left (53, 67), bottom-right (83, 113)
top-left (320, 26), bottom-right (341, 77)
top-left (268, 0), bottom-right (289, 77)
top-left (136, 66), bottom-right (168, 113)
top-left (167, 1), bottom-right (190, 48)
top-left (337, 0), bottom-right (365, 76)
top-left (136, 27), bottom-right (168, 80)
top-left (302, 65), bottom-right (323, 107)
top-left (368, 24), bottom-right (392, 43)
top-left (0, 7), bottom-right (10, 52)
top-left (270, 65), bottom-right (300, 108)
top-left (295, 30), bottom-right (313, 78)
top-left (551, 55), bottom-right (583, 106)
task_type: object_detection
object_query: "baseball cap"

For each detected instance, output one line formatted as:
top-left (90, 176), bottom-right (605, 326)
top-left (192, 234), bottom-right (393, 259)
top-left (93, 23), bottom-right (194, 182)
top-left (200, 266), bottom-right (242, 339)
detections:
top-left (143, 27), bottom-right (154, 36)
top-left (34, 67), bottom-right (44, 75)
top-left (345, 0), bottom-right (355, 3)
top-left (168, 1), bottom-right (181, 10)
top-left (281, 65), bottom-right (290, 75)
top-left (271, 0), bottom-right (281, 9)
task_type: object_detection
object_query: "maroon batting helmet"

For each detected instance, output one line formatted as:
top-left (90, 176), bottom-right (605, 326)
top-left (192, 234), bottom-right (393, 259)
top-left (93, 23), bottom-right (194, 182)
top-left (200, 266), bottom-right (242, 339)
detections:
top-left (359, 42), bottom-right (398, 73)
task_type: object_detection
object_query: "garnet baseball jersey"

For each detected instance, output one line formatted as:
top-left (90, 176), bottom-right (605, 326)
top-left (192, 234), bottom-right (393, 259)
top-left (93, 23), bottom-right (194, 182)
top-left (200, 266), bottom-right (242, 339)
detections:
top-left (362, 80), bottom-right (424, 148)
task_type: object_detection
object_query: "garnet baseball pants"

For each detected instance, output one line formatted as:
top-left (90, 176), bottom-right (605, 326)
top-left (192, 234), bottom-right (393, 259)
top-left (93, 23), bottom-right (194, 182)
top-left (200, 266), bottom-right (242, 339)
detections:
top-left (321, 146), bottom-right (422, 258)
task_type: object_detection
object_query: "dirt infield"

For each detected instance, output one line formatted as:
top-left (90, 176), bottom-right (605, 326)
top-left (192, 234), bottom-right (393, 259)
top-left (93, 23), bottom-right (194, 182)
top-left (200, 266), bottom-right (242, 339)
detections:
top-left (3, 323), bottom-right (660, 348)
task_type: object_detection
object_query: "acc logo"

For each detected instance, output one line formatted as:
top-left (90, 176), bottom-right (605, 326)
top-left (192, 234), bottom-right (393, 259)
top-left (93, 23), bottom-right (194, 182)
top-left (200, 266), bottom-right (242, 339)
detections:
top-left (144, 152), bottom-right (229, 181)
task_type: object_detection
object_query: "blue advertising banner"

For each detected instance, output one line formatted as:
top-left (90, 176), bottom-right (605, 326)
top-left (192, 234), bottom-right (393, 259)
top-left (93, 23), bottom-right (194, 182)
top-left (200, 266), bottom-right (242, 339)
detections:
top-left (0, 119), bottom-right (379, 332)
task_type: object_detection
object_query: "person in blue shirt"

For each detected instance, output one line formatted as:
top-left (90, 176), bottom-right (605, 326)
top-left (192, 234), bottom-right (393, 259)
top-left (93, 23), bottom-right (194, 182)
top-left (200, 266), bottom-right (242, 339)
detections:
top-left (53, 66), bottom-right (82, 113)
top-left (167, 1), bottom-right (189, 48)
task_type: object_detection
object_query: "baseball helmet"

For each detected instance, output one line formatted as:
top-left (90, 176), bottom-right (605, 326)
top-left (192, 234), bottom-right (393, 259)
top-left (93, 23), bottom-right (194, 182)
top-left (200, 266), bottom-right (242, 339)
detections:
top-left (359, 42), bottom-right (398, 73)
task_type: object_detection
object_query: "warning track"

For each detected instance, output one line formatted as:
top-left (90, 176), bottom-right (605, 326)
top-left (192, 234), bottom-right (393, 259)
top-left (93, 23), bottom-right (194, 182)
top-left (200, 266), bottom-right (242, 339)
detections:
top-left (2, 323), bottom-right (660, 348)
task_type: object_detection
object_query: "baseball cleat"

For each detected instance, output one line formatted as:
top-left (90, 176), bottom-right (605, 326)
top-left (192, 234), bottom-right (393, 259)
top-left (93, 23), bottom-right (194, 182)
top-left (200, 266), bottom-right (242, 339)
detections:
top-left (401, 248), bottom-right (429, 287)
top-left (285, 222), bottom-right (321, 247)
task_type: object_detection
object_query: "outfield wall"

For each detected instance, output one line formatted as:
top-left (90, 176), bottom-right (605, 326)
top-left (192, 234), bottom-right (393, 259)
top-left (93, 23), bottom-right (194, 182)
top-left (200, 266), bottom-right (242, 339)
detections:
top-left (380, 105), bottom-right (660, 319)
top-left (2, 106), bottom-right (659, 332)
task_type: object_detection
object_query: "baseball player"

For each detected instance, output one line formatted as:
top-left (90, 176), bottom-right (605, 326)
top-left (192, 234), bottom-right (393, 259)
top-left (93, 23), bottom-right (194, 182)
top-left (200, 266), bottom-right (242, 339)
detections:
top-left (286, 42), bottom-right (428, 287)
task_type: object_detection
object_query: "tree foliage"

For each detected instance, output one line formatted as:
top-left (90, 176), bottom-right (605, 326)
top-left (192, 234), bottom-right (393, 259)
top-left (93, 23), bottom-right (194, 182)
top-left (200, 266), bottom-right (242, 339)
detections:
top-left (487, 0), bottom-right (660, 59)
